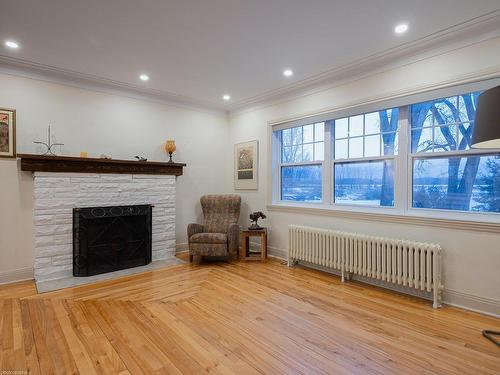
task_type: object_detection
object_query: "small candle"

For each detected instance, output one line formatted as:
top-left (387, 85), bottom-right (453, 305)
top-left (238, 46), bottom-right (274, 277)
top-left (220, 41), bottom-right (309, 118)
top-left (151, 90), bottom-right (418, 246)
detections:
top-left (80, 151), bottom-right (88, 158)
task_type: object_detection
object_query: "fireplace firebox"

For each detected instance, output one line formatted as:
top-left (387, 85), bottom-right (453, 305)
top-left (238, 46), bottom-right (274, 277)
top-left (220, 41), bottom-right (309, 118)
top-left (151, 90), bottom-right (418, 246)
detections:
top-left (73, 205), bottom-right (152, 277)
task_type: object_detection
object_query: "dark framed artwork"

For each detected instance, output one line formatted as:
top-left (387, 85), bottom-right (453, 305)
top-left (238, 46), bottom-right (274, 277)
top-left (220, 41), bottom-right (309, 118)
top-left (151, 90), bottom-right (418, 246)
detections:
top-left (0, 108), bottom-right (16, 158)
top-left (234, 140), bottom-right (258, 189)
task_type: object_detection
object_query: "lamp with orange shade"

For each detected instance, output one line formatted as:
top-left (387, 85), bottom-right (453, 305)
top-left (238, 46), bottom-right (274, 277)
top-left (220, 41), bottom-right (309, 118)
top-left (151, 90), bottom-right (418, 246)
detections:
top-left (164, 140), bottom-right (176, 163)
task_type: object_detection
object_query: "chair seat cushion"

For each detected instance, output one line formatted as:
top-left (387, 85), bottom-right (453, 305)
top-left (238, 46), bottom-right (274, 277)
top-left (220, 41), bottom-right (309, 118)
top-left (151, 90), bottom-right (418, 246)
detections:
top-left (190, 232), bottom-right (227, 244)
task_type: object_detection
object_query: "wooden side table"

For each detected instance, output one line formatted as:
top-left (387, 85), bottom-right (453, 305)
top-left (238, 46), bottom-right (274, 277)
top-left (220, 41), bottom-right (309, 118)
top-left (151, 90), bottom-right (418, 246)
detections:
top-left (240, 228), bottom-right (267, 261)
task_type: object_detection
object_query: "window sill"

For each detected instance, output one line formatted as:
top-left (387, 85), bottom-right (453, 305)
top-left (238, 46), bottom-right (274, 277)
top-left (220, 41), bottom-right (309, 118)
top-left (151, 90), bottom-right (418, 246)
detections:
top-left (267, 203), bottom-right (500, 233)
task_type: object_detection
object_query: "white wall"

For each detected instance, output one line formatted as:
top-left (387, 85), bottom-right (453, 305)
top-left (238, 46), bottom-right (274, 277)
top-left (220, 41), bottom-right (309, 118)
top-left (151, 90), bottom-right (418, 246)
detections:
top-left (0, 72), bottom-right (229, 282)
top-left (1, 34), bottom-right (499, 315)
top-left (228, 36), bottom-right (500, 315)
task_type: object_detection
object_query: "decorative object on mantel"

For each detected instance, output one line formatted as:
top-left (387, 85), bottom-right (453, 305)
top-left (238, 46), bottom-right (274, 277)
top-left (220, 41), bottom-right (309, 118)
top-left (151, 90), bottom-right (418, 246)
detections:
top-left (165, 140), bottom-right (176, 163)
top-left (0, 107), bottom-right (16, 158)
top-left (18, 154), bottom-right (186, 176)
top-left (234, 140), bottom-right (258, 190)
top-left (80, 151), bottom-right (88, 158)
top-left (34, 125), bottom-right (64, 156)
top-left (135, 155), bottom-right (148, 161)
top-left (249, 211), bottom-right (266, 230)
top-left (100, 154), bottom-right (112, 159)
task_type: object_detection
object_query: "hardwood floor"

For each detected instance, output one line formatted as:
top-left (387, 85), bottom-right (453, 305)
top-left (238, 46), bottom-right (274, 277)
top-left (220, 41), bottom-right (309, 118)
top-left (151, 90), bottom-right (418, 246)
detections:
top-left (0, 256), bottom-right (499, 374)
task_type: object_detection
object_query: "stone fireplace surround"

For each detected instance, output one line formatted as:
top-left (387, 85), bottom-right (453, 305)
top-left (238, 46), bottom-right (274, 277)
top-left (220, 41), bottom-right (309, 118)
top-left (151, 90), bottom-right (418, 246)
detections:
top-left (32, 171), bottom-right (180, 292)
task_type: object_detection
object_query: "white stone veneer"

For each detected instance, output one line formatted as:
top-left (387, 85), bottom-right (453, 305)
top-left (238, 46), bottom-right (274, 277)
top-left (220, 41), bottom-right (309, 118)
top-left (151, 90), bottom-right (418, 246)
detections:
top-left (33, 172), bottom-right (177, 291)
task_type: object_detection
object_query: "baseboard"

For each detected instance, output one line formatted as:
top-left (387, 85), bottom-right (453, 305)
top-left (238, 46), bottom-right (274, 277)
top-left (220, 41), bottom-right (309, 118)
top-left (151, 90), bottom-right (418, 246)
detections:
top-left (267, 244), bottom-right (500, 317)
top-left (181, 241), bottom-right (286, 260)
top-left (0, 267), bottom-right (34, 285)
top-left (249, 241), bottom-right (287, 260)
top-left (176, 242), bottom-right (189, 253)
top-left (180, 240), bottom-right (500, 317)
top-left (181, 240), bottom-right (286, 261)
top-left (443, 289), bottom-right (500, 318)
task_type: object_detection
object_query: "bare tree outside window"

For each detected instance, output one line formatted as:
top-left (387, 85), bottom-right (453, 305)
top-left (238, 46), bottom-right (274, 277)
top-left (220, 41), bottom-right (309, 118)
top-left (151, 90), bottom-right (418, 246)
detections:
top-left (411, 92), bottom-right (500, 213)
top-left (275, 89), bottom-right (500, 214)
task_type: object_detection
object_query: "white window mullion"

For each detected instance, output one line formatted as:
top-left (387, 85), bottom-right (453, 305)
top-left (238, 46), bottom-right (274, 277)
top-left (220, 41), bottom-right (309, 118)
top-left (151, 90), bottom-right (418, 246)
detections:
top-left (332, 155), bottom-right (395, 164)
top-left (323, 121), bottom-right (332, 206)
top-left (331, 160), bottom-right (336, 206)
top-left (396, 105), bottom-right (409, 214)
top-left (270, 127), bottom-right (282, 204)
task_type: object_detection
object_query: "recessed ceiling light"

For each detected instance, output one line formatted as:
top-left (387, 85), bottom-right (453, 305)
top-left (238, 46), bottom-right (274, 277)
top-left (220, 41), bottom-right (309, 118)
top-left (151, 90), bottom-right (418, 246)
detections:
top-left (394, 23), bottom-right (409, 34)
top-left (283, 69), bottom-right (293, 77)
top-left (223, 94), bottom-right (231, 101)
top-left (5, 40), bottom-right (19, 49)
top-left (139, 74), bottom-right (149, 81)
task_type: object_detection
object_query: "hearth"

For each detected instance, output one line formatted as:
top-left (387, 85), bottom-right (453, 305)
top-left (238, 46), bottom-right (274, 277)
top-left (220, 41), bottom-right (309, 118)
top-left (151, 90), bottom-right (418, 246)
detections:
top-left (73, 204), bottom-right (152, 277)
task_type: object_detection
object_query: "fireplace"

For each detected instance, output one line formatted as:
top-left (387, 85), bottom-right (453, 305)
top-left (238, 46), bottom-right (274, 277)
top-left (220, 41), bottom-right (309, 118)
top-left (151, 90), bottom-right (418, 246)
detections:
top-left (73, 204), bottom-right (152, 277)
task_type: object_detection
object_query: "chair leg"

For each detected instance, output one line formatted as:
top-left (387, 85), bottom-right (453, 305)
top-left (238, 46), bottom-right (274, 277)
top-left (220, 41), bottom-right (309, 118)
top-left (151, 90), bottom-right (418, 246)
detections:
top-left (189, 254), bottom-right (194, 263)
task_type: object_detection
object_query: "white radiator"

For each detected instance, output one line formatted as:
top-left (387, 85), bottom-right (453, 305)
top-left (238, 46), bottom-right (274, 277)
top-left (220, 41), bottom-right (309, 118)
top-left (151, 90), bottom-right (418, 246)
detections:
top-left (288, 225), bottom-right (443, 308)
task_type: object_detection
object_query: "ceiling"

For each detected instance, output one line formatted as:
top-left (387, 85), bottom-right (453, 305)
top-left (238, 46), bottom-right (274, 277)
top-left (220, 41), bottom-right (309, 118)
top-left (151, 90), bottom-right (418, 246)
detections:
top-left (1, 0), bottom-right (499, 110)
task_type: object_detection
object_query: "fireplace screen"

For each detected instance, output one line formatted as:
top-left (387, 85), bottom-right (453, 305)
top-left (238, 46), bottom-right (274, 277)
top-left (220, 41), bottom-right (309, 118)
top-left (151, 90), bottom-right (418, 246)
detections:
top-left (73, 205), bottom-right (152, 277)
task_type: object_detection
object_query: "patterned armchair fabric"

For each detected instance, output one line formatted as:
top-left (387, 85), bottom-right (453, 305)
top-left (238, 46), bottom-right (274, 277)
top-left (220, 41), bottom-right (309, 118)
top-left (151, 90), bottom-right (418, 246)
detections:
top-left (188, 195), bottom-right (241, 261)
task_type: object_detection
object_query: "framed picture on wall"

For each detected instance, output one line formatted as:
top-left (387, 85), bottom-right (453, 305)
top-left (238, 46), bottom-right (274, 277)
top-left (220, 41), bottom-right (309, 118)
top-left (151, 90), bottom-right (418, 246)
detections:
top-left (0, 108), bottom-right (16, 158)
top-left (234, 140), bottom-right (258, 190)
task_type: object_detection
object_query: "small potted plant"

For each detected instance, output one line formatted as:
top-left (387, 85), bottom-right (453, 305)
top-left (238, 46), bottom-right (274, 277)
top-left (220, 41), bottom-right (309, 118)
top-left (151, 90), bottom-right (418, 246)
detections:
top-left (249, 211), bottom-right (266, 230)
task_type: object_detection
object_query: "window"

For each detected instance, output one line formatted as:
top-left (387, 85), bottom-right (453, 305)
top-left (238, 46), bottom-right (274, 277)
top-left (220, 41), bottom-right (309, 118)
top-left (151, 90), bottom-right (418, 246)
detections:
top-left (335, 160), bottom-right (395, 206)
top-left (281, 164), bottom-right (322, 202)
top-left (411, 94), bottom-right (477, 154)
top-left (412, 155), bottom-right (500, 212)
top-left (333, 109), bottom-right (399, 207)
top-left (272, 86), bottom-right (500, 219)
top-left (410, 92), bottom-right (500, 213)
top-left (279, 123), bottom-right (324, 202)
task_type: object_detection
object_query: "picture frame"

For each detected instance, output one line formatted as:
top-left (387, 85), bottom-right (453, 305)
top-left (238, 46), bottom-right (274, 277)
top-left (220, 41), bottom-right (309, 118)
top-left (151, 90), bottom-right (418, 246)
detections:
top-left (0, 108), bottom-right (16, 158)
top-left (234, 140), bottom-right (258, 190)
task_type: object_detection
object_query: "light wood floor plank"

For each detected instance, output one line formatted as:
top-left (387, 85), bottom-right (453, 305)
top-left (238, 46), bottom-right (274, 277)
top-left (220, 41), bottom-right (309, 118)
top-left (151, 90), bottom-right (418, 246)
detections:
top-left (0, 257), bottom-right (498, 374)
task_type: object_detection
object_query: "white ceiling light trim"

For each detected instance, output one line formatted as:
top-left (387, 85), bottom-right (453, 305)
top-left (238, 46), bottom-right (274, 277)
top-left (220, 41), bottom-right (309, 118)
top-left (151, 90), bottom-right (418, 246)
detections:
top-left (283, 69), bottom-right (293, 77)
top-left (223, 94), bottom-right (231, 101)
top-left (0, 10), bottom-right (497, 113)
top-left (139, 74), bottom-right (149, 81)
top-left (394, 23), bottom-right (409, 34)
top-left (230, 11), bottom-right (500, 112)
top-left (5, 40), bottom-right (19, 49)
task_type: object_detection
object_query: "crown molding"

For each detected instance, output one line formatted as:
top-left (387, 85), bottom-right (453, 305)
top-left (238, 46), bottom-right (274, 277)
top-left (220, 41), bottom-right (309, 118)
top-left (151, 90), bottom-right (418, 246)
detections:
top-left (0, 55), bottom-right (226, 114)
top-left (263, 65), bottom-right (500, 128)
top-left (1, 9), bottom-right (499, 116)
top-left (229, 9), bottom-right (500, 114)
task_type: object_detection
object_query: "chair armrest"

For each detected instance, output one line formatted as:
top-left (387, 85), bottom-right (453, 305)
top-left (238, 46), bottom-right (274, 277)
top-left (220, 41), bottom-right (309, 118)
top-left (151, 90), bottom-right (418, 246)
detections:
top-left (188, 223), bottom-right (204, 240)
top-left (227, 223), bottom-right (240, 257)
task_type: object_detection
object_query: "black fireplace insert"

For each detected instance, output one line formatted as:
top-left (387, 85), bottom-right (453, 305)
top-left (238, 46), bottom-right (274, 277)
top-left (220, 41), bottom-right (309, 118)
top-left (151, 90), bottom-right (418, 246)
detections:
top-left (73, 204), bottom-right (152, 277)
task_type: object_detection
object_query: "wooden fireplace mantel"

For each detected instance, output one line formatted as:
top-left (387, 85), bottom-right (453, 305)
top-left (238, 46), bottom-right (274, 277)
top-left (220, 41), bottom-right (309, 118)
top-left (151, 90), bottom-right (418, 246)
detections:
top-left (18, 154), bottom-right (186, 176)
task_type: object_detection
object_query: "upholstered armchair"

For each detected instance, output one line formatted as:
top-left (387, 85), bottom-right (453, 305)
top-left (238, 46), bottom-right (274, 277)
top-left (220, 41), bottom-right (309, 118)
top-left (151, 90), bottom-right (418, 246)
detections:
top-left (188, 195), bottom-right (241, 262)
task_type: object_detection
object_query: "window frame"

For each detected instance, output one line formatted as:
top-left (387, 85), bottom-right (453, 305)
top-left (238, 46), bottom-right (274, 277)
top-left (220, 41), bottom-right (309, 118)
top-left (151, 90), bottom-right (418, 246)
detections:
top-left (270, 79), bottom-right (500, 223)
top-left (406, 148), bottom-right (500, 221)
top-left (329, 109), bottom-right (400, 209)
top-left (277, 123), bottom-right (325, 203)
top-left (406, 91), bottom-right (500, 221)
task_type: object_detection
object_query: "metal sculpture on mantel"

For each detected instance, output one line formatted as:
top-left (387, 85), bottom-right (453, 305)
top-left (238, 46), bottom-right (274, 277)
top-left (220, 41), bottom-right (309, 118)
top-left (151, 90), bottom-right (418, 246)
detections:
top-left (34, 126), bottom-right (64, 156)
